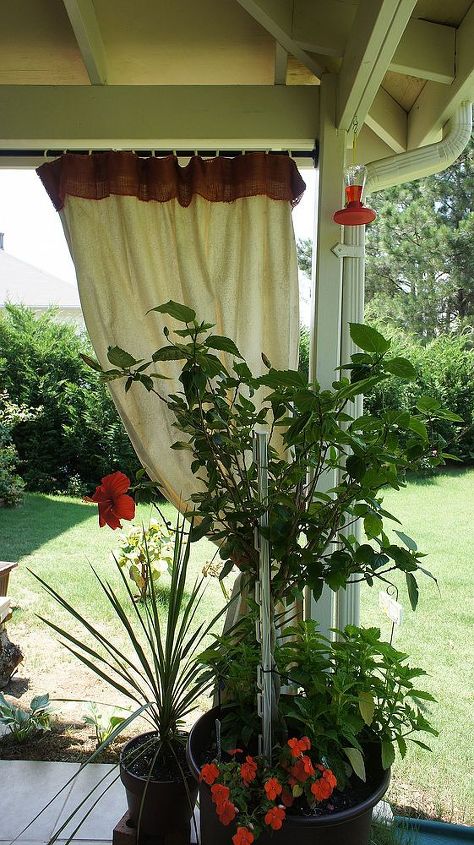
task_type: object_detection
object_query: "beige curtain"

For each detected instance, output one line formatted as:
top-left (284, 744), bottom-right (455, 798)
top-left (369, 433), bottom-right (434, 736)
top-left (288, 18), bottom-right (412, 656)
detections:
top-left (37, 152), bottom-right (305, 510)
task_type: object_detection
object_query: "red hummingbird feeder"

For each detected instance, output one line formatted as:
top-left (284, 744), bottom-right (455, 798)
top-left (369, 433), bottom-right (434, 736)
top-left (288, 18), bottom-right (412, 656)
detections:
top-left (333, 164), bottom-right (376, 226)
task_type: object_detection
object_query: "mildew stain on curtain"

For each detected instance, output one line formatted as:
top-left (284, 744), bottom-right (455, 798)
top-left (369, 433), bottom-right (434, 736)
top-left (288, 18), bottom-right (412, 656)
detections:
top-left (37, 151), bottom-right (306, 511)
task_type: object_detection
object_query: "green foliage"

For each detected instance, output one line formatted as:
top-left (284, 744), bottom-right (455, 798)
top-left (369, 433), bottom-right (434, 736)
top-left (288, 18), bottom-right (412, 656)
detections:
top-left (198, 612), bottom-right (262, 748)
top-left (83, 703), bottom-right (128, 749)
top-left (298, 324), bottom-right (310, 378)
top-left (201, 619), bottom-right (437, 786)
top-left (92, 304), bottom-right (449, 607)
top-left (115, 517), bottom-right (173, 601)
top-left (364, 324), bottom-right (474, 462)
top-left (277, 622), bottom-right (437, 783)
top-left (34, 519), bottom-right (226, 764)
top-left (365, 139), bottom-right (474, 338)
top-left (0, 391), bottom-right (37, 506)
top-left (0, 692), bottom-right (53, 742)
top-left (0, 305), bottom-right (139, 492)
top-left (297, 237), bottom-right (312, 277)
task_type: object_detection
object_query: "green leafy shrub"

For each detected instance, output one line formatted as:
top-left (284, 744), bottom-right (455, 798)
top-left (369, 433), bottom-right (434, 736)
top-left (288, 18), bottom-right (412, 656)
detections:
top-left (363, 323), bottom-right (474, 462)
top-left (115, 518), bottom-right (173, 601)
top-left (0, 692), bottom-right (53, 742)
top-left (0, 391), bottom-right (37, 506)
top-left (83, 703), bottom-right (128, 749)
top-left (0, 305), bottom-right (139, 492)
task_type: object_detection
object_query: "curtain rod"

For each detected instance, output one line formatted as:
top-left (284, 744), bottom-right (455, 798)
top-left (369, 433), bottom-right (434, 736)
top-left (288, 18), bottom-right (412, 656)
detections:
top-left (0, 146), bottom-right (319, 167)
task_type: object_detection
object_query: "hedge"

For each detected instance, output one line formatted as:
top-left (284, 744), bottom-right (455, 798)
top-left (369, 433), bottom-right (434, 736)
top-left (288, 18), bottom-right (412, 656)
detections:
top-left (0, 305), bottom-right (139, 493)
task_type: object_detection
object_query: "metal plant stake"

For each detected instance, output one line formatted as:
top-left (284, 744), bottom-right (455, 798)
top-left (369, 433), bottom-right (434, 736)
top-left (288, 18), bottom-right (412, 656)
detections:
top-left (253, 429), bottom-right (273, 764)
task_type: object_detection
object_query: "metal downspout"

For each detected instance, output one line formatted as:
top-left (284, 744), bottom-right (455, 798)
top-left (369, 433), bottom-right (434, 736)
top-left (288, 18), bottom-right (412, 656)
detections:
top-left (335, 101), bottom-right (473, 631)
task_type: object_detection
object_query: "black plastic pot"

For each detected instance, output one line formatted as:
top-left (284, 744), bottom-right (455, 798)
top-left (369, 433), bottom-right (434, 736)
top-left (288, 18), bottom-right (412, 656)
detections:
top-left (120, 732), bottom-right (199, 845)
top-left (186, 708), bottom-right (390, 845)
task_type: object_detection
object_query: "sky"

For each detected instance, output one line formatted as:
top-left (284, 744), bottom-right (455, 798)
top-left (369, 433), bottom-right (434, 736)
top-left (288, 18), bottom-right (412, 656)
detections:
top-left (0, 166), bottom-right (316, 287)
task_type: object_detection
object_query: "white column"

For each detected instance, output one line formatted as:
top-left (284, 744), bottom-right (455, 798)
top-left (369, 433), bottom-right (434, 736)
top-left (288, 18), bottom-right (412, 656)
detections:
top-left (307, 74), bottom-right (346, 638)
top-left (334, 224), bottom-right (366, 631)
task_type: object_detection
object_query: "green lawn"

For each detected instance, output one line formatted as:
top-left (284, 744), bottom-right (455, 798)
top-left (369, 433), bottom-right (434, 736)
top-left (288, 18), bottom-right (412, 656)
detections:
top-left (360, 468), bottom-right (474, 823)
top-left (0, 493), bottom-right (225, 724)
top-left (0, 470), bottom-right (473, 823)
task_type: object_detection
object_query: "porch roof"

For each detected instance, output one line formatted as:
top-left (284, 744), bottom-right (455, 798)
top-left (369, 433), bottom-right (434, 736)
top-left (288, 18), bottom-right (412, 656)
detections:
top-left (0, 0), bottom-right (473, 165)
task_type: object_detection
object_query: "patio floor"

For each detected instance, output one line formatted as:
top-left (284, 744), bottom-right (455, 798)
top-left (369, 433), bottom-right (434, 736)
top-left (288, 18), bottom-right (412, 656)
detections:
top-left (0, 760), bottom-right (200, 845)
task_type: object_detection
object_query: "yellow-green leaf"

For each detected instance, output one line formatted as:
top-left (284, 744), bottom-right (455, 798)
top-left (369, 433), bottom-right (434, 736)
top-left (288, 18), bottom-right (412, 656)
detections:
top-left (358, 691), bottom-right (375, 726)
top-left (343, 747), bottom-right (366, 782)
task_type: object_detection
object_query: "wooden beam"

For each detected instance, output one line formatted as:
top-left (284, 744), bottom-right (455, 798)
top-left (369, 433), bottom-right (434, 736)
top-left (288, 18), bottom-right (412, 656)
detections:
top-left (63, 0), bottom-right (107, 85)
top-left (274, 42), bottom-right (288, 85)
top-left (408, 3), bottom-right (474, 149)
top-left (365, 87), bottom-right (407, 153)
top-left (391, 19), bottom-right (455, 84)
top-left (234, 0), bottom-right (323, 78)
top-left (0, 85), bottom-right (319, 149)
top-left (293, 6), bottom-right (455, 85)
top-left (337, 0), bottom-right (416, 132)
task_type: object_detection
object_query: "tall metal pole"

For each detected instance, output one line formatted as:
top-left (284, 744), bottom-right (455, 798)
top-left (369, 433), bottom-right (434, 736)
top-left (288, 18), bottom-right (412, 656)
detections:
top-left (253, 430), bottom-right (272, 764)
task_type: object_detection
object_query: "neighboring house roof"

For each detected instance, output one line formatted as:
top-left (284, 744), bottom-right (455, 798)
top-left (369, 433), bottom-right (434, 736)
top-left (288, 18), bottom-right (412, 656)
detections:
top-left (0, 248), bottom-right (81, 310)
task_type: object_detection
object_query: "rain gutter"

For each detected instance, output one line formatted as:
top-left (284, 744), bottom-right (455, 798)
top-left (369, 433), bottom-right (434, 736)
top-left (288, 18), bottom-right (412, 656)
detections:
top-left (334, 101), bottom-right (473, 631)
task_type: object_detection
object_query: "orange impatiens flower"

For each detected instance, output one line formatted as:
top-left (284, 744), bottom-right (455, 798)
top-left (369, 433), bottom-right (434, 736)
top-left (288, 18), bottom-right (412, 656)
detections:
top-left (287, 736), bottom-right (312, 757)
top-left (84, 471), bottom-right (135, 530)
top-left (232, 827), bottom-right (255, 845)
top-left (281, 788), bottom-right (294, 808)
top-left (264, 806), bottom-right (286, 830)
top-left (289, 755), bottom-right (315, 783)
top-left (200, 762), bottom-right (220, 785)
top-left (311, 777), bottom-right (334, 801)
top-left (217, 800), bottom-right (237, 826)
top-left (264, 777), bottom-right (282, 801)
top-left (211, 783), bottom-right (231, 807)
top-left (311, 767), bottom-right (337, 801)
top-left (241, 755), bottom-right (258, 786)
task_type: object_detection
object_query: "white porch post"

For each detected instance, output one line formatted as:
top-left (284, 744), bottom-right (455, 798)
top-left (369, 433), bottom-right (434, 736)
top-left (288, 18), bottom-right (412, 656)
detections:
top-left (307, 73), bottom-right (346, 638)
top-left (334, 224), bottom-right (366, 630)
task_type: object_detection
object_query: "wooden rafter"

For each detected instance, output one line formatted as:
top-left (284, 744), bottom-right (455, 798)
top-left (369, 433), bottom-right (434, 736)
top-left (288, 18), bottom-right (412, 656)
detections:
top-left (365, 88), bottom-right (406, 154)
top-left (63, 0), bottom-right (107, 85)
top-left (337, 0), bottom-right (416, 132)
top-left (408, 3), bottom-right (474, 149)
top-left (233, 0), bottom-right (323, 78)
top-left (274, 42), bottom-right (288, 85)
top-left (292, 4), bottom-right (455, 85)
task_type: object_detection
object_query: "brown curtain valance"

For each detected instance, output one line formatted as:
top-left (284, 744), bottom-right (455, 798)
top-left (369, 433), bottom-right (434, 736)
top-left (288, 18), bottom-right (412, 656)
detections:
top-left (37, 150), bottom-right (306, 211)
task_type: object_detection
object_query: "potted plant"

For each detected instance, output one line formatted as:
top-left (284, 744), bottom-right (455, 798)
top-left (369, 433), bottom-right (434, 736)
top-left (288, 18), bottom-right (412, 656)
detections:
top-left (86, 304), bottom-right (454, 844)
top-left (32, 474), bottom-right (226, 844)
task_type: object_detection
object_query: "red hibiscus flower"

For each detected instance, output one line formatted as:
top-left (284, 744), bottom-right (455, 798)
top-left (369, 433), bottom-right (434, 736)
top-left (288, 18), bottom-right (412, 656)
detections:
top-left (200, 763), bottom-right (220, 785)
top-left (264, 777), bottom-right (282, 801)
top-left (264, 806), bottom-right (286, 830)
top-left (211, 783), bottom-right (230, 807)
top-left (240, 755), bottom-right (257, 786)
top-left (84, 471), bottom-right (135, 530)
top-left (232, 827), bottom-right (254, 845)
top-left (217, 800), bottom-right (237, 826)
